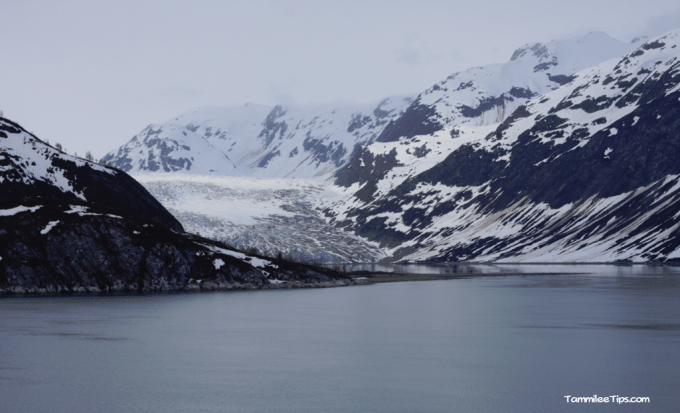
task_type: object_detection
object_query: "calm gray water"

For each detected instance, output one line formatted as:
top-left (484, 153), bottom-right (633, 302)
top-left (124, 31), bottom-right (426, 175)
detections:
top-left (1, 265), bottom-right (679, 413)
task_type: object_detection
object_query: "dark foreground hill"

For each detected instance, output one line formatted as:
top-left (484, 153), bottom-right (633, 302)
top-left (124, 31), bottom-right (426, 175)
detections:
top-left (0, 118), bottom-right (351, 294)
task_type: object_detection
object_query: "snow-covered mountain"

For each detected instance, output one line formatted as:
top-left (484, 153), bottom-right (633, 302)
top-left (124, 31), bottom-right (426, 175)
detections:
top-left (334, 32), bottom-right (635, 200)
top-left (97, 31), bottom-right (644, 263)
top-left (0, 117), bottom-right (182, 230)
top-left (374, 31), bottom-right (633, 142)
top-left (323, 29), bottom-right (680, 263)
top-left (102, 97), bottom-right (412, 179)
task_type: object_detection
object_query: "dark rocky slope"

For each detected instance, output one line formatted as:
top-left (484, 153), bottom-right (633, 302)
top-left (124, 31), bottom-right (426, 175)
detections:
top-left (0, 118), bottom-right (351, 294)
top-left (0, 201), bottom-right (351, 294)
top-left (0, 118), bottom-right (182, 231)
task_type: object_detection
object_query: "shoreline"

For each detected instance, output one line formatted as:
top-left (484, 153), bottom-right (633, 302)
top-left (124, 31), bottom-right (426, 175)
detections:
top-left (345, 271), bottom-right (591, 284)
top-left (5, 265), bottom-right (679, 297)
top-left (0, 270), bottom-right (594, 297)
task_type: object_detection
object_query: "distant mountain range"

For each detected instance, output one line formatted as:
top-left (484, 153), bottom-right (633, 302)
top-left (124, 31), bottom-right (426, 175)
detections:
top-left (101, 29), bottom-right (680, 263)
top-left (101, 97), bottom-right (412, 178)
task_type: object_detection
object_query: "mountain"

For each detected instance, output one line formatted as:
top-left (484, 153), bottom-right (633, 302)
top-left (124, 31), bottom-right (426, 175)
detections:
top-left (98, 98), bottom-right (412, 263)
top-left (333, 32), bottom-right (634, 202)
top-left (0, 118), bottom-right (354, 294)
top-left (0, 118), bottom-right (182, 231)
top-left (101, 97), bottom-right (413, 179)
top-left (98, 31), bottom-right (661, 264)
top-left (323, 29), bottom-right (680, 263)
top-left (376, 32), bottom-right (631, 141)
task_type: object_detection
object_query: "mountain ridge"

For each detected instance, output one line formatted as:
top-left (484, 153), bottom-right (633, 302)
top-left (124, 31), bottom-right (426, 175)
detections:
top-left (323, 29), bottom-right (680, 263)
top-left (102, 97), bottom-right (413, 179)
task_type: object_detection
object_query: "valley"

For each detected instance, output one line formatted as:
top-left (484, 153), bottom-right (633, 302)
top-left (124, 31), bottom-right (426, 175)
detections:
top-left (100, 29), bottom-right (680, 264)
top-left (132, 174), bottom-right (385, 263)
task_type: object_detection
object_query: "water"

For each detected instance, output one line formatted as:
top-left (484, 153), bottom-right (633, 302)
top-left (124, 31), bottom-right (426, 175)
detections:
top-left (1, 265), bottom-right (679, 412)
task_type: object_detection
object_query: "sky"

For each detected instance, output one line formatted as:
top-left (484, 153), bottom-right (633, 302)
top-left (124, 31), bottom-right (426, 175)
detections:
top-left (1, 0), bottom-right (679, 158)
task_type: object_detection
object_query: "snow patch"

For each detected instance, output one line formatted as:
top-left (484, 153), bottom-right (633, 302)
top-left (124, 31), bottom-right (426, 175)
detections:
top-left (40, 220), bottom-right (60, 235)
top-left (65, 205), bottom-right (89, 214)
top-left (200, 243), bottom-right (275, 270)
top-left (0, 205), bottom-right (41, 216)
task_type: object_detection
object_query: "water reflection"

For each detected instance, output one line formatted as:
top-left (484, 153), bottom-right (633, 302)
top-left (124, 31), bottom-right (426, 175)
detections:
top-left (335, 262), bottom-right (680, 277)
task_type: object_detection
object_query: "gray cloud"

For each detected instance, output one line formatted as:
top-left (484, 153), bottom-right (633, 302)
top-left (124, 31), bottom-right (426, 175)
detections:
top-left (395, 48), bottom-right (422, 66)
top-left (637, 6), bottom-right (680, 39)
top-left (1, 0), bottom-right (679, 158)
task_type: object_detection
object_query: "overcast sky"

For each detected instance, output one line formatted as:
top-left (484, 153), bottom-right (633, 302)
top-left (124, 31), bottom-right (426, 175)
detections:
top-left (1, 0), bottom-right (679, 158)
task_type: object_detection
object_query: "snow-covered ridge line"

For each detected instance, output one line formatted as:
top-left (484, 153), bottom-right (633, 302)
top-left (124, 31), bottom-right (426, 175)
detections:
top-left (102, 97), bottom-right (413, 179)
top-left (332, 31), bottom-right (635, 204)
top-left (1, 118), bottom-right (116, 200)
top-left (323, 28), bottom-right (680, 263)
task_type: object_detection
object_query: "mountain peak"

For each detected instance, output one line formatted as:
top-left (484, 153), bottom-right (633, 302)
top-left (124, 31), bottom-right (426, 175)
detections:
top-left (509, 42), bottom-right (551, 62)
top-left (104, 97), bottom-right (412, 179)
top-left (326, 27), bottom-right (680, 263)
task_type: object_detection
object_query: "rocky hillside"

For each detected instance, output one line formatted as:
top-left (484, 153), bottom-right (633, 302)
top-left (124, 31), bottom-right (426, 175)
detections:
top-left (0, 118), bottom-right (182, 231)
top-left (323, 29), bottom-right (680, 263)
top-left (0, 201), bottom-right (354, 294)
top-left (0, 118), bottom-right (353, 294)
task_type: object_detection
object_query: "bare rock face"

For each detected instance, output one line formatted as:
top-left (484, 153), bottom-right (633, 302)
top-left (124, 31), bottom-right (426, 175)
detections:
top-left (0, 201), bottom-right (348, 294)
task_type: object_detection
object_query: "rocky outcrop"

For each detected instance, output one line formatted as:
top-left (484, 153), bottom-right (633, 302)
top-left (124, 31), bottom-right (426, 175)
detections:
top-left (0, 201), bottom-right (352, 294)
